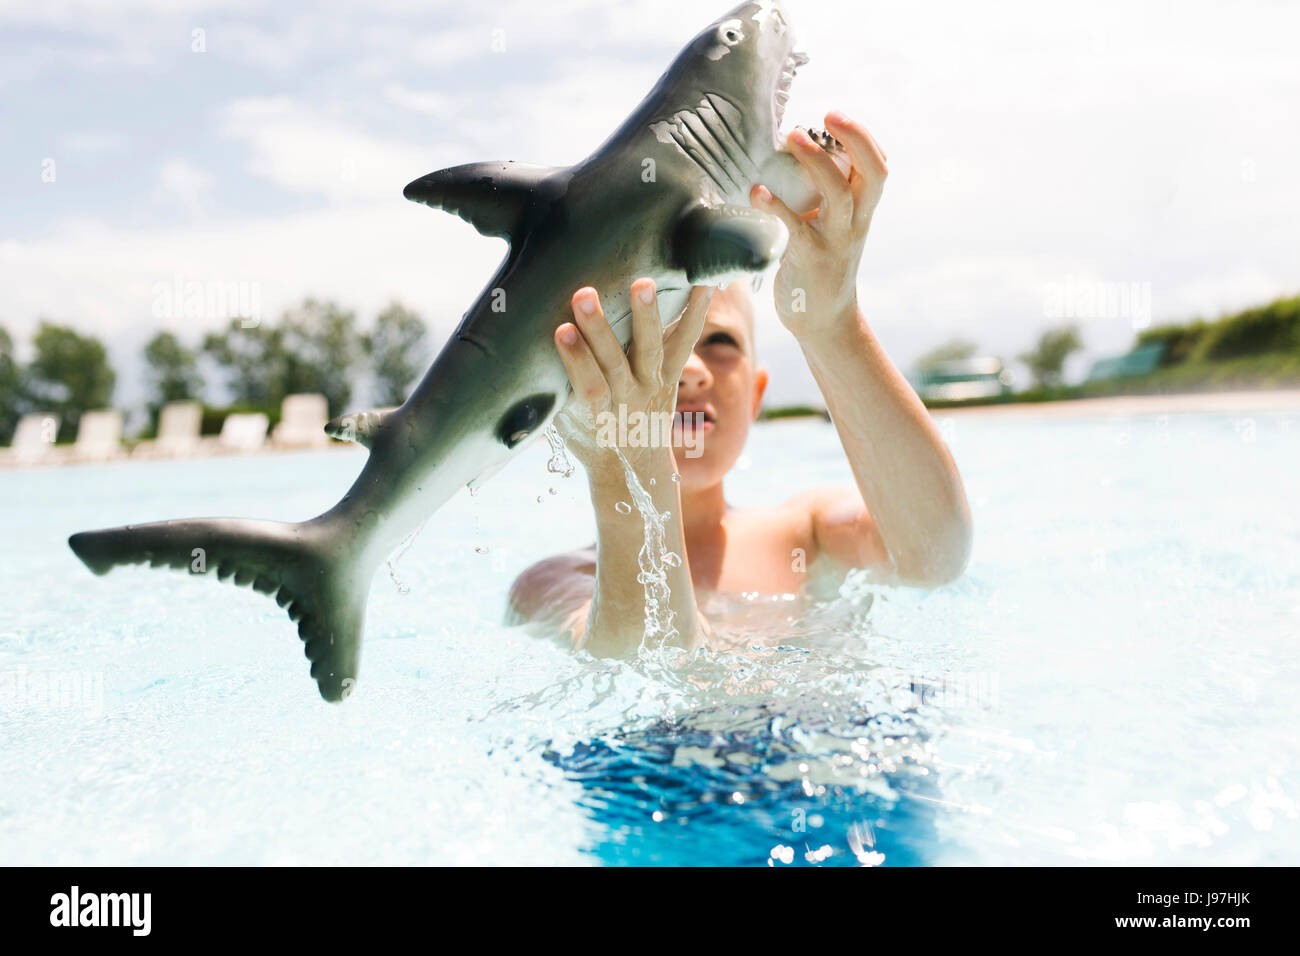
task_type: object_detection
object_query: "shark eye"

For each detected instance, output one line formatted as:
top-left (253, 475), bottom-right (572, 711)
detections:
top-left (497, 393), bottom-right (556, 448)
top-left (717, 20), bottom-right (743, 45)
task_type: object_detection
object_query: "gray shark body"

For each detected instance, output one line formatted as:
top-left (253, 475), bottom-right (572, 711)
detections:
top-left (68, 0), bottom-right (845, 701)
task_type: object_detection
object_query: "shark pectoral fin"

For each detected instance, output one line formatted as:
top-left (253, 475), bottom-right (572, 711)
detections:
top-left (402, 161), bottom-right (560, 240)
top-left (325, 407), bottom-right (394, 449)
top-left (671, 203), bottom-right (790, 285)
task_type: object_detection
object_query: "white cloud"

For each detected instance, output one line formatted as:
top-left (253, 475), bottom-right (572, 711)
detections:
top-left (56, 129), bottom-right (131, 156)
top-left (218, 97), bottom-right (454, 203)
top-left (155, 159), bottom-right (212, 219)
top-left (3, 0), bottom-right (1299, 405)
top-left (382, 83), bottom-right (463, 123)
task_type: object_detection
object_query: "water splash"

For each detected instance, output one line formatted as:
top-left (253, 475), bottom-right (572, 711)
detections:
top-left (610, 447), bottom-right (683, 655)
top-left (545, 426), bottom-right (575, 478)
top-left (385, 518), bottom-right (428, 595)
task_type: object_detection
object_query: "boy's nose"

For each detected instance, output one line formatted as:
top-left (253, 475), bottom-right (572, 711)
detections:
top-left (679, 350), bottom-right (712, 391)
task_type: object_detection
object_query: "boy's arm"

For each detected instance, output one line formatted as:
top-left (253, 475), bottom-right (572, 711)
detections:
top-left (507, 281), bottom-right (715, 655)
top-left (579, 446), bottom-right (712, 656)
top-left (756, 112), bottom-right (972, 587)
top-left (799, 311), bottom-right (972, 587)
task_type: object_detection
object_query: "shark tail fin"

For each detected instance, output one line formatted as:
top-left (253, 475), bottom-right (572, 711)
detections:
top-left (68, 516), bottom-right (368, 702)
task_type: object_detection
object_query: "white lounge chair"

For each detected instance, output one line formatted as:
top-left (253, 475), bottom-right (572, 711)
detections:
top-left (271, 393), bottom-right (330, 448)
top-left (133, 401), bottom-right (203, 459)
top-left (217, 412), bottom-right (269, 453)
top-left (0, 412), bottom-right (61, 467)
top-left (69, 409), bottom-right (125, 463)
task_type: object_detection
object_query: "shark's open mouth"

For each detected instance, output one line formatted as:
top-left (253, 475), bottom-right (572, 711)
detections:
top-left (773, 48), bottom-right (809, 149)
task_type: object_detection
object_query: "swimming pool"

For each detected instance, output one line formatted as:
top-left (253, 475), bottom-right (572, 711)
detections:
top-left (2, 408), bottom-right (1297, 865)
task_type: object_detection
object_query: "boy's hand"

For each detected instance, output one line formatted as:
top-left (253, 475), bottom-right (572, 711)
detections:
top-left (553, 279), bottom-right (714, 478)
top-left (753, 110), bottom-right (888, 342)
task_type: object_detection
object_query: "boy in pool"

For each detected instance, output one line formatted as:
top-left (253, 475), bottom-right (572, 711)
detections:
top-left (507, 112), bottom-right (972, 656)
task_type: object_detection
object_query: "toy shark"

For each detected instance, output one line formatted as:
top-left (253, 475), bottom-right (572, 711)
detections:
top-left (68, 0), bottom-right (847, 701)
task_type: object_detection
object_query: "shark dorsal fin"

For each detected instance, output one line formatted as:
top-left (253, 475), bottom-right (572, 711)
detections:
top-left (403, 161), bottom-right (559, 241)
top-left (671, 203), bottom-right (789, 285)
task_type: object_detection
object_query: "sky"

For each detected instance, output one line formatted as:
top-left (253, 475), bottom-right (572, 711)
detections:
top-left (2, 0), bottom-right (1298, 413)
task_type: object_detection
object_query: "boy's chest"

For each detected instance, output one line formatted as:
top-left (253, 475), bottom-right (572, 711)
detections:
top-left (690, 507), bottom-right (820, 596)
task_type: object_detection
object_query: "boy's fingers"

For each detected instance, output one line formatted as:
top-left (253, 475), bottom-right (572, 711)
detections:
top-left (788, 127), bottom-right (852, 237)
top-left (824, 112), bottom-right (887, 232)
top-left (628, 277), bottom-right (663, 384)
top-left (663, 284), bottom-right (715, 374)
top-left (555, 323), bottom-right (610, 407)
top-left (571, 287), bottom-right (633, 395)
top-left (826, 110), bottom-right (888, 171)
top-left (751, 182), bottom-right (805, 240)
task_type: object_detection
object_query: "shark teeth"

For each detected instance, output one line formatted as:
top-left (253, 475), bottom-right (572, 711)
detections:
top-left (773, 49), bottom-right (806, 144)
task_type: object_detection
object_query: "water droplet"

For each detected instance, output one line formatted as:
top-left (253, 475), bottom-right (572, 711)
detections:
top-left (536, 495), bottom-right (544, 503)
top-left (475, 546), bottom-right (489, 554)
top-left (548, 487), bottom-right (558, 495)
top-left (544, 425), bottom-right (575, 478)
top-left (614, 501), bottom-right (632, 515)
top-left (649, 477), bottom-right (656, 486)
top-left (670, 472), bottom-right (681, 482)
top-left (385, 518), bottom-right (428, 596)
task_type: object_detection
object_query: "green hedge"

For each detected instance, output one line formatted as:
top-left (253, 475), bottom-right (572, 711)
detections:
top-left (1135, 295), bottom-right (1300, 366)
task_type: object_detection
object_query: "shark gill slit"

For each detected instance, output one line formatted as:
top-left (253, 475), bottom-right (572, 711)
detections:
top-left (696, 99), bottom-right (756, 185)
top-left (702, 93), bottom-right (759, 179)
top-left (456, 331), bottom-right (495, 357)
top-left (682, 111), bottom-right (745, 195)
top-left (665, 114), bottom-right (731, 199)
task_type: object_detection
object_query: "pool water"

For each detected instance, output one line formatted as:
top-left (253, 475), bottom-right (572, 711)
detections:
top-left (1, 409), bottom-right (1297, 865)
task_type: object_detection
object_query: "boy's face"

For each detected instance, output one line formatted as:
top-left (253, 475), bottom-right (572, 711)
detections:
top-left (672, 284), bottom-right (768, 488)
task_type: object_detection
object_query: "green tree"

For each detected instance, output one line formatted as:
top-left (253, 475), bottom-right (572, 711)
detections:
top-left (0, 325), bottom-right (23, 444)
top-left (202, 299), bottom-right (362, 416)
top-left (280, 298), bottom-right (362, 415)
top-left (1018, 324), bottom-right (1084, 389)
top-left (144, 331), bottom-right (204, 406)
top-left (202, 319), bottom-right (286, 409)
top-left (25, 321), bottom-right (115, 442)
top-left (915, 338), bottom-right (980, 371)
top-left (364, 302), bottom-right (429, 406)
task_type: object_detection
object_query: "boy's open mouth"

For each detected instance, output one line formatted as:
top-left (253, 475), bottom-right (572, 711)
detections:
top-left (673, 407), bottom-right (715, 432)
